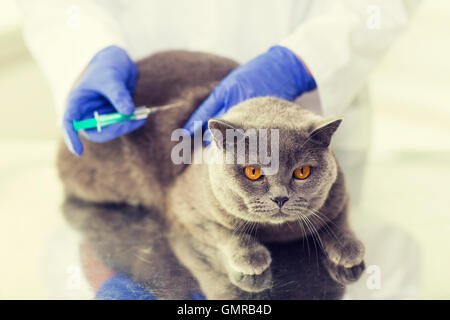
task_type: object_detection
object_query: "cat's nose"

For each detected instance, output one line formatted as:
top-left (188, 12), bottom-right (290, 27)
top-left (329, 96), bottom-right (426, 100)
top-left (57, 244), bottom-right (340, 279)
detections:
top-left (271, 196), bottom-right (289, 208)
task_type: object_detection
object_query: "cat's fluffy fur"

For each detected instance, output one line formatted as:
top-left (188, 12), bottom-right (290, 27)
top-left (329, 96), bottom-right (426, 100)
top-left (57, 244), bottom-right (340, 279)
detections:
top-left (58, 50), bottom-right (364, 299)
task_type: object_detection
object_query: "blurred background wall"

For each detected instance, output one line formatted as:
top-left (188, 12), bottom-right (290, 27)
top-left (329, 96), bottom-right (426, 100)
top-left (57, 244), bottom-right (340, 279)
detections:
top-left (0, 0), bottom-right (56, 139)
top-left (0, 0), bottom-right (449, 299)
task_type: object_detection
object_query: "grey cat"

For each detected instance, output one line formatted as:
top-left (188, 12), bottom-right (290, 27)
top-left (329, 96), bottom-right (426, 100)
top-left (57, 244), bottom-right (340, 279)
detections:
top-left (166, 98), bottom-right (365, 298)
top-left (58, 50), bottom-right (364, 299)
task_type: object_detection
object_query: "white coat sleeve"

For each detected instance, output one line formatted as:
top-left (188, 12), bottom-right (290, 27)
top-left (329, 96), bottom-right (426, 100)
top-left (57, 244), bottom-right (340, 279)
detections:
top-left (280, 0), bottom-right (421, 117)
top-left (16, 0), bottom-right (127, 121)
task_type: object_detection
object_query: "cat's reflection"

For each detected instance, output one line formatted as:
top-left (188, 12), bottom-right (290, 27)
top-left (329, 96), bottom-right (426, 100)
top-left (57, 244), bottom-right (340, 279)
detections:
top-left (63, 196), bottom-right (344, 300)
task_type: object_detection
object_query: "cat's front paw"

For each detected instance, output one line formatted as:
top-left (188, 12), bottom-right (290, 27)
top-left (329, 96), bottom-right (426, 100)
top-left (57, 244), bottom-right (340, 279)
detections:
top-left (325, 238), bottom-right (364, 268)
top-left (323, 238), bottom-right (365, 284)
top-left (228, 243), bottom-right (272, 275)
top-left (323, 259), bottom-right (365, 285)
top-left (228, 267), bottom-right (272, 293)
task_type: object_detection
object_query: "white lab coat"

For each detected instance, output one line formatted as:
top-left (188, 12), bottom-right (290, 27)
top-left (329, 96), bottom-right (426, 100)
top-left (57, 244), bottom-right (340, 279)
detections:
top-left (17, 0), bottom-right (417, 123)
top-left (17, 0), bottom-right (422, 299)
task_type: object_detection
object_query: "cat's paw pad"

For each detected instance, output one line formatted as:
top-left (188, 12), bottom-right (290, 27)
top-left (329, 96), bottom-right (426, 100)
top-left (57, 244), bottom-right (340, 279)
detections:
top-left (326, 239), bottom-right (365, 268)
top-left (229, 244), bottom-right (272, 275)
top-left (324, 259), bottom-right (365, 285)
top-left (228, 267), bottom-right (272, 292)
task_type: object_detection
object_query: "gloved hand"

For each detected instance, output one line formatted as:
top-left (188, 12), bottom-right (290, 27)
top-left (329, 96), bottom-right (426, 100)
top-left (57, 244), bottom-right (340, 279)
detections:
top-left (62, 45), bottom-right (145, 156)
top-left (183, 45), bottom-right (317, 135)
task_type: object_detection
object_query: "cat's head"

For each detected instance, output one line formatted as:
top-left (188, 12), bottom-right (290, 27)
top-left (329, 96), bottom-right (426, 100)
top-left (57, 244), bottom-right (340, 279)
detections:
top-left (207, 97), bottom-right (342, 224)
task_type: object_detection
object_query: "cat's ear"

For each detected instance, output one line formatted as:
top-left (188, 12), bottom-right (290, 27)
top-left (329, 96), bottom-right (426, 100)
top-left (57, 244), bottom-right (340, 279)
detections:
top-left (309, 119), bottom-right (342, 148)
top-left (208, 119), bottom-right (245, 150)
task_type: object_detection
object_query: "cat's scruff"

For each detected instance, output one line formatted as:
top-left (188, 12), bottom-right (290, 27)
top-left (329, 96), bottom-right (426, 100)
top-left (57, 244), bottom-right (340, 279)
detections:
top-left (58, 50), bottom-right (364, 299)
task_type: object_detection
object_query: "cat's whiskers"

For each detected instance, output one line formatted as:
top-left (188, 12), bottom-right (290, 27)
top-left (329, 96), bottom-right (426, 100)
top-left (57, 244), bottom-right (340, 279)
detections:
top-left (301, 207), bottom-right (342, 246)
top-left (232, 218), bottom-right (258, 246)
top-left (231, 219), bottom-right (246, 238)
top-left (270, 279), bottom-right (298, 293)
top-left (299, 214), bottom-right (322, 268)
top-left (307, 207), bottom-right (340, 229)
top-left (245, 222), bottom-right (258, 247)
top-left (292, 212), bottom-right (311, 259)
top-left (232, 219), bottom-right (250, 239)
top-left (300, 215), bottom-right (314, 261)
top-left (294, 205), bottom-right (330, 228)
top-left (295, 214), bottom-right (308, 252)
top-left (237, 220), bottom-right (257, 248)
top-left (303, 215), bottom-right (324, 250)
top-left (286, 220), bottom-right (296, 234)
top-left (133, 253), bottom-right (153, 265)
top-left (248, 220), bottom-right (257, 238)
top-left (285, 204), bottom-right (343, 252)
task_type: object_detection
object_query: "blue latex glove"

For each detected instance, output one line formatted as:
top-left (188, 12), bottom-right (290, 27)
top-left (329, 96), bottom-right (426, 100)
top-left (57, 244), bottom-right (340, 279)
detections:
top-left (95, 274), bottom-right (156, 300)
top-left (183, 45), bottom-right (317, 135)
top-left (62, 46), bottom-right (145, 156)
top-left (95, 274), bottom-right (206, 300)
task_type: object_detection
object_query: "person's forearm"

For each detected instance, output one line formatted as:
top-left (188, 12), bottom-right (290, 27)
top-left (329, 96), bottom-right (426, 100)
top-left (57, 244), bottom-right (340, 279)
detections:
top-left (17, 0), bottom-right (127, 120)
top-left (280, 0), bottom-right (421, 116)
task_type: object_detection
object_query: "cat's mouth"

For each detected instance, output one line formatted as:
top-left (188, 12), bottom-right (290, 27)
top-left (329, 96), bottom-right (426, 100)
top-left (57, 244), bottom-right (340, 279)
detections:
top-left (246, 204), bottom-right (302, 223)
top-left (266, 209), bottom-right (297, 223)
top-left (271, 210), bottom-right (290, 218)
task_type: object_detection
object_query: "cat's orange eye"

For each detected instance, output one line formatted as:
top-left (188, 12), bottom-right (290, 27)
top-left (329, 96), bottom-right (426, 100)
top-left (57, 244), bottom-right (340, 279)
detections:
top-left (293, 165), bottom-right (311, 180)
top-left (244, 166), bottom-right (262, 180)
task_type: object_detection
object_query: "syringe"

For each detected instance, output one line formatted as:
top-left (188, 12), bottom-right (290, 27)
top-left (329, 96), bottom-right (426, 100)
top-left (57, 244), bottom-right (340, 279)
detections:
top-left (73, 102), bottom-right (182, 132)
